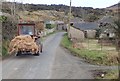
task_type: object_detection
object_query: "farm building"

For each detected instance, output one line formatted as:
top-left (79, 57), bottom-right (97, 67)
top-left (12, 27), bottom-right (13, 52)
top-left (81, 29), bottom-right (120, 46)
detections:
top-left (69, 26), bottom-right (85, 42)
top-left (97, 16), bottom-right (115, 39)
top-left (97, 16), bottom-right (116, 45)
top-left (56, 21), bottom-right (67, 31)
top-left (72, 22), bottom-right (99, 39)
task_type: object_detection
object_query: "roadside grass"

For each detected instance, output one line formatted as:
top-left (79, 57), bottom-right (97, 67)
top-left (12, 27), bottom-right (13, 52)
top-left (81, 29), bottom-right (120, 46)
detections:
top-left (103, 70), bottom-right (119, 79)
top-left (43, 31), bottom-right (56, 38)
top-left (61, 33), bottom-right (118, 66)
top-left (84, 39), bottom-right (116, 50)
top-left (42, 31), bottom-right (56, 41)
top-left (2, 40), bottom-right (10, 57)
top-left (95, 70), bottom-right (119, 79)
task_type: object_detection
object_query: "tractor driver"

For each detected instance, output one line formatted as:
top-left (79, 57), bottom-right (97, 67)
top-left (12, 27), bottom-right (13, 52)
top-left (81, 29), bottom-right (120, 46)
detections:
top-left (36, 31), bottom-right (43, 53)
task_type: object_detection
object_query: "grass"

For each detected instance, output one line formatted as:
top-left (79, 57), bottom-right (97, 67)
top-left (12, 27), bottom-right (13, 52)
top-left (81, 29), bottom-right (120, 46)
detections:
top-left (42, 31), bottom-right (56, 41)
top-left (94, 70), bottom-right (119, 79)
top-left (43, 31), bottom-right (56, 37)
top-left (84, 39), bottom-right (116, 51)
top-left (2, 40), bottom-right (10, 57)
top-left (103, 70), bottom-right (119, 79)
top-left (61, 33), bottom-right (118, 65)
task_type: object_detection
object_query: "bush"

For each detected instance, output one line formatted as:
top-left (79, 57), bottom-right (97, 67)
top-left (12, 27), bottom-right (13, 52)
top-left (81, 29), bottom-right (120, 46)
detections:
top-left (2, 40), bottom-right (9, 56)
top-left (2, 44), bottom-right (8, 56)
top-left (0, 16), bottom-right (7, 22)
top-left (46, 24), bottom-right (55, 29)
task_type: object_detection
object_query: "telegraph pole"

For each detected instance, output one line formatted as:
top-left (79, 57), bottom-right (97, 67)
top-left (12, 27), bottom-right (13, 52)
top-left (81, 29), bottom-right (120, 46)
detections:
top-left (11, 0), bottom-right (15, 16)
top-left (68, 0), bottom-right (72, 38)
top-left (13, 0), bottom-right (15, 16)
top-left (10, 0), bottom-right (16, 22)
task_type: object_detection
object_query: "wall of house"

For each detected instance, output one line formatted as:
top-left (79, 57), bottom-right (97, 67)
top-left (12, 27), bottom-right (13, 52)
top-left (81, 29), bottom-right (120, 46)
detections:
top-left (57, 24), bottom-right (63, 30)
top-left (86, 30), bottom-right (96, 39)
top-left (69, 27), bottom-right (84, 42)
top-left (99, 33), bottom-right (115, 39)
top-left (56, 24), bottom-right (67, 31)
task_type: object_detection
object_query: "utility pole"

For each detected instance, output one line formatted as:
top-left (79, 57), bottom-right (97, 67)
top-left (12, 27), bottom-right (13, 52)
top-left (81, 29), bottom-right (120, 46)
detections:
top-left (14, 0), bottom-right (15, 15)
top-left (10, 0), bottom-right (16, 23)
top-left (81, 7), bottom-right (85, 20)
top-left (68, 0), bottom-right (72, 38)
top-left (11, 0), bottom-right (15, 16)
top-left (11, 0), bottom-right (13, 16)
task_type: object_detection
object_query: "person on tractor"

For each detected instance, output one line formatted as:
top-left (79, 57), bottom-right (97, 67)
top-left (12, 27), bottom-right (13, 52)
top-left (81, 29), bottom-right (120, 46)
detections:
top-left (35, 31), bottom-right (43, 53)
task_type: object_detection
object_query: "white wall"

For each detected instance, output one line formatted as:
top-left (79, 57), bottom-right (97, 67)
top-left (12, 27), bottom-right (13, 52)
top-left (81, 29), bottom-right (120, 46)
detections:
top-left (42, 28), bottom-right (55, 36)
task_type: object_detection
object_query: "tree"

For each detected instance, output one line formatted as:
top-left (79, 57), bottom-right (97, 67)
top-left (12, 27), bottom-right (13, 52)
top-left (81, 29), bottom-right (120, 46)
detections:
top-left (99, 18), bottom-right (120, 77)
top-left (46, 24), bottom-right (55, 29)
top-left (114, 20), bottom-right (120, 38)
top-left (113, 19), bottom-right (120, 79)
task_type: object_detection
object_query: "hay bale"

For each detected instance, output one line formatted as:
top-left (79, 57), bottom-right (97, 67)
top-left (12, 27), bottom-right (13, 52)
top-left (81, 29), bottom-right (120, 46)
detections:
top-left (9, 35), bottom-right (39, 54)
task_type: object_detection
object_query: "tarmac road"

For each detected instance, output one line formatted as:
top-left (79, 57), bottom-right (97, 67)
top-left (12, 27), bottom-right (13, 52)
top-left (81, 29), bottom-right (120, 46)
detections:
top-left (2, 32), bottom-right (118, 79)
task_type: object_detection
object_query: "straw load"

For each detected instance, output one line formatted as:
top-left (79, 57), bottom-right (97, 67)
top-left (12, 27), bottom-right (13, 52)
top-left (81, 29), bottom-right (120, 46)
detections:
top-left (9, 35), bottom-right (39, 54)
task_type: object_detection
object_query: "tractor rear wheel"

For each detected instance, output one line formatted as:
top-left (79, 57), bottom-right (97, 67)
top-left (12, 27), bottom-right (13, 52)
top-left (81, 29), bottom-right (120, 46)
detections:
top-left (34, 51), bottom-right (40, 56)
top-left (16, 51), bottom-right (21, 56)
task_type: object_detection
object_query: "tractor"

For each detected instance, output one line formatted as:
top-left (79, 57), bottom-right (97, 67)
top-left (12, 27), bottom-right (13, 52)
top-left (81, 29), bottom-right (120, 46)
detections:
top-left (15, 21), bottom-right (43, 56)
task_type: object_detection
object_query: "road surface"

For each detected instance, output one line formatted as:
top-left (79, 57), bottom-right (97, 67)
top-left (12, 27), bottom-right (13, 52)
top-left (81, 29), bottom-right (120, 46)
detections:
top-left (2, 32), bottom-right (118, 79)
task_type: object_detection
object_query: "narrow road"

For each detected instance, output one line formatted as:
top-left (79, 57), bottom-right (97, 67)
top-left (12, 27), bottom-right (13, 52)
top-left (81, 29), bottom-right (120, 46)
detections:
top-left (2, 32), bottom-right (118, 79)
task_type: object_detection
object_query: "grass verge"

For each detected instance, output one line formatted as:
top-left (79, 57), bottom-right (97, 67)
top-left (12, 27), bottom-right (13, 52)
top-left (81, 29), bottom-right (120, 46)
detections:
top-left (103, 70), bottom-right (119, 79)
top-left (2, 40), bottom-right (10, 57)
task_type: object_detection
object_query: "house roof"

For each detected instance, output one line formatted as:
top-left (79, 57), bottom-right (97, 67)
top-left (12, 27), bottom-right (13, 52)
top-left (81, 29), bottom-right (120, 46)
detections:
top-left (73, 22), bottom-right (98, 30)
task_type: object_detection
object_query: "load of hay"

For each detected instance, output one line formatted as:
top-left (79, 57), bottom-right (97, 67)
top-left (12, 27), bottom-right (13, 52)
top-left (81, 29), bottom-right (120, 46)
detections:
top-left (9, 35), bottom-right (39, 54)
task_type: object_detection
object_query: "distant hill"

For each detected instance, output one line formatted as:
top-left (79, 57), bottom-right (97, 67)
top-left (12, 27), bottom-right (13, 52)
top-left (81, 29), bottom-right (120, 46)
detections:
top-left (107, 3), bottom-right (119, 9)
top-left (2, 2), bottom-right (107, 22)
top-left (18, 10), bottom-right (67, 22)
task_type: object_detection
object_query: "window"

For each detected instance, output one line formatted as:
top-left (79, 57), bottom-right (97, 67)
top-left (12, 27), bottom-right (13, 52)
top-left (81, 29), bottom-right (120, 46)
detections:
top-left (19, 25), bottom-right (34, 35)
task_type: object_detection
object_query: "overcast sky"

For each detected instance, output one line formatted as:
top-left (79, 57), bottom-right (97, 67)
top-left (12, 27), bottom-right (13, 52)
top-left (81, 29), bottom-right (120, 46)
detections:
top-left (6, 0), bottom-right (119, 8)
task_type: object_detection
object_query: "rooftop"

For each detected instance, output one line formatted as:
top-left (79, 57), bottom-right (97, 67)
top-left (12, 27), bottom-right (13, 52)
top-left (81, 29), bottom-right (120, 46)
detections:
top-left (73, 22), bottom-right (98, 30)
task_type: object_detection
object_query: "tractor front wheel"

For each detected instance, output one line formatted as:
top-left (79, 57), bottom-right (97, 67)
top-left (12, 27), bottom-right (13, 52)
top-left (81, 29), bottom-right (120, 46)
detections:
top-left (40, 44), bottom-right (43, 53)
